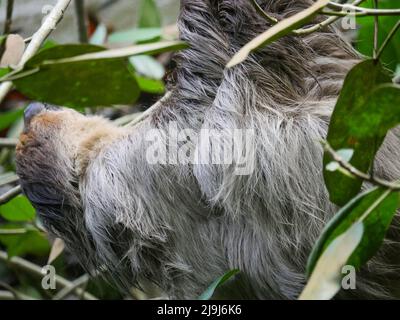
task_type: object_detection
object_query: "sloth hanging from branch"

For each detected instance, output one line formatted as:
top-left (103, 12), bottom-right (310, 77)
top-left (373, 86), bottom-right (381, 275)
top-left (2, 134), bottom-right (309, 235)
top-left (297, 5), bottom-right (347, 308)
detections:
top-left (15, 0), bottom-right (400, 299)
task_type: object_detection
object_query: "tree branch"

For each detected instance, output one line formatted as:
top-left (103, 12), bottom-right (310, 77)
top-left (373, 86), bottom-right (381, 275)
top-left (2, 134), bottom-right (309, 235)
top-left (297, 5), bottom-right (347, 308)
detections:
top-left (253, 0), bottom-right (366, 36)
top-left (3, 0), bottom-right (15, 35)
top-left (0, 250), bottom-right (97, 300)
top-left (322, 8), bottom-right (400, 17)
top-left (74, 0), bottom-right (88, 43)
top-left (0, 185), bottom-right (21, 205)
top-left (53, 274), bottom-right (90, 300)
top-left (0, 228), bottom-right (27, 235)
top-left (121, 91), bottom-right (172, 127)
top-left (0, 137), bottom-right (18, 148)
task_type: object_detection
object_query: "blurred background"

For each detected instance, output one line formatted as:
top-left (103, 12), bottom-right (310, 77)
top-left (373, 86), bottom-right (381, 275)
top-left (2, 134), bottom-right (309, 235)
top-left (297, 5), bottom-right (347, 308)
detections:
top-left (0, 0), bottom-right (179, 42)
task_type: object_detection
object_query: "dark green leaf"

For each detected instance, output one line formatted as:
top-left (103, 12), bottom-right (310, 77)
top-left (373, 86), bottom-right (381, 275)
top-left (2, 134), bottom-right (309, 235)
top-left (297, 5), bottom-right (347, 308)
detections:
top-left (0, 195), bottom-right (35, 222)
top-left (324, 60), bottom-right (399, 205)
top-left (198, 269), bottom-right (240, 300)
top-left (307, 188), bottom-right (400, 277)
top-left (0, 108), bottom-right (23, 131)
top-left (13, 44), bottom-right (140, 108)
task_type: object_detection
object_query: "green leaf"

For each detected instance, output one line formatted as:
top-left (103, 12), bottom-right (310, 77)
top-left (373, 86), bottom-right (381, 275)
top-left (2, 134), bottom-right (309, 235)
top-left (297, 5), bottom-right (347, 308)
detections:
top-left (0, 67), bottom-right (11, 78)
top-left (324, 60), bottom-right (399, 206)
top-left (89, 23), bottom-right (108, 45)
top-left (13, 44), bottom-right (140, 108)
top-left (198, 269), bottom-right (240, 300)
top-left (130, 55), bottom-right (165, 80)
top-left (108, 28), bottom-right (162, 44)
top-left (227, 0), bottom-right (330, 68)
top-left (357, 0), bottom-right (400, 71)
top-left (0, 195), bottom-right (35, 222)
top-left (307, 188), bottom-right (400, 279)
top-left (0, 224), bottom-right (50, 258)
top-left (137, 0), bottom-right (161, 28)
top-left (0, 108), bottom-right (23, 131)
top-left (300, 222), bottom-right (363, 300)
top-left (135, 75), bottom-right (165, 94)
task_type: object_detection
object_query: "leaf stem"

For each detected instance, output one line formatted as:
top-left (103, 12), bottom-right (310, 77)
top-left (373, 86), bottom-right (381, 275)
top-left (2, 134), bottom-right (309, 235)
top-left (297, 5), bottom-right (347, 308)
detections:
top-left (323, 141), bottom-right (400, 191)
top-left (250, 0), bottom-right (278, 24)
top-left (376, 20), bottom-right (400, 61)
top-left (0, 185), bottom-right (21, 205)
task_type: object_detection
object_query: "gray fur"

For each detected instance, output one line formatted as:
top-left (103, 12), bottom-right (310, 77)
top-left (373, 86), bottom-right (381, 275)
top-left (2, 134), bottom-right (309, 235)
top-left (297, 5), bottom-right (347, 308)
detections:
top-left (16, 0), bottom-right (400, 299)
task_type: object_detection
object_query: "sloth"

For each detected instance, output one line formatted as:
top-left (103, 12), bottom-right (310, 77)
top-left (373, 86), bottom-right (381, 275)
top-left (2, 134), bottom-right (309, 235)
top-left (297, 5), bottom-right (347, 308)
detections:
top-left (15, 0), bottom-right (400, 299)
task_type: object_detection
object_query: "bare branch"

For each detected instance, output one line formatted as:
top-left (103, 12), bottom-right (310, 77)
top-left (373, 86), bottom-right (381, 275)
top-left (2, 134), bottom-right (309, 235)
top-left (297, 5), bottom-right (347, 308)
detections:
top-left (123, 91), bottom-right (173, 127)
top-left (53, 274), bottom-right (90, 300)
top-left (0, 228), bottom-right (27, 235)
top-left (74, 0), bottom-right (88, 43)
top-left (0, 250), bottom-right (98, 300)
top-left (3, 0), bottom-right (15, 35)
top-left (0, 137), bottom-right (18, 148)
top-left (0, 185), bottom-right (21, 205)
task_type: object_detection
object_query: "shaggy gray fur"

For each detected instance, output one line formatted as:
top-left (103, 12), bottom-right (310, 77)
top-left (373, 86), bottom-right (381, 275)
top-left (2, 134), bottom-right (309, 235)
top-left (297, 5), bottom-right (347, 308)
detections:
top-left (16, 0), bottom-right (400, 299)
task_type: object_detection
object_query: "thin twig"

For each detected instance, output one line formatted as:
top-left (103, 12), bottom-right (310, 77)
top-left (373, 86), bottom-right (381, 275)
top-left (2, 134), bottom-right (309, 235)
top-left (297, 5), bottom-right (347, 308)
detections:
top-left (0, 250), bottom-right (98, 300)
top-left (0, 228), bottom-right (27, 235)
top-left (74, 0), bottom-right (88, 43)
top-left (0, 173), bottom-right (19, 187)
top-left (0, 287), bottom-right (34, 300)
top-left (373, 0), bottom-right (379, 59)
top-left (253, 0), bottom-right (366, 36)
top-left (376, 20), bottom-right (400, 60)
top-left (0, 0), bottom-right (73, 104)
top-left (0, 281), bottom-right (36, 300)
top-left (3, 0), bottom-right (14, 35)
top-left (0, 138), bottom-right (18, 147)
top-left (250, 0), bottom-right (278, 24)
top-left (323, 141), bottom-right (400, 191)
top-left (125, 91), bottom-right (172, 127)
top-left (53, 274), bottom-right (90, 300)
top-left (0, 185), bottom-right (21, 205)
